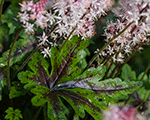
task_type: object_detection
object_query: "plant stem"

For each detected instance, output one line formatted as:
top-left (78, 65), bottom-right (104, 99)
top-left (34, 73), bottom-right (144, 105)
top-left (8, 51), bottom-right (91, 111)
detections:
top-left (109, 63), bottom-right (120, 78)
top-left (12, 45), bottom-right (42, 79)
top-left (125, 65), bottom-right (150, 105)
top-left (107, 48), bottom-right (121, 78)
top-left (140, 62), bottom-right (150, 81)
top-left (136, 90), bottom-right (150, 109)
top-left (12, 22), bottom-right (57, 80)
top-left (0, 0), bottom-right (4, 24)
top-left (102, 59), bottom-right (113, 80)
top-left (123, 43), bottom-right (145, 105)
top-left (130, 4), bottom-right (148, 34)
top-left (47, 24), bottom-right (58, 37)
top-left (86, 21), bottom-right (134, 69)
top-left (124, 92), bottom-right (133, 105)
top-left (33, 106), bottom-right (43, 120)
top-left (113, 6), bottom-right (147, 78)
top-left (59, 12), bottom-right (87, 51)
top-left (103, 56), bottom-right (111, 66)
top-left (7, 27), bottom-right (23, 92)
top-left (113, 42), bottom-right (142, 78)
top-left (100, 54), bottom-right (109, 65)
top-left (59, 25), bottom-right (78, 51)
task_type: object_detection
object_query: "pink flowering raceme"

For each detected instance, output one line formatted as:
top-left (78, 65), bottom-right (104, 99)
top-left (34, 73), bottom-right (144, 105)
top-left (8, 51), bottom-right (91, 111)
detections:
top-left (18, 0), bottom-right (49, 33)
top-left (18, 0), bottom-right (114, 57)
top-left (96, 0), bottom-right (150, 63)
top-left (102, 105), bottom-right (147, 120)
top-left (52, 0), bottom-right (114, 40)
top-left (18, 0), bottom-right (114, 38)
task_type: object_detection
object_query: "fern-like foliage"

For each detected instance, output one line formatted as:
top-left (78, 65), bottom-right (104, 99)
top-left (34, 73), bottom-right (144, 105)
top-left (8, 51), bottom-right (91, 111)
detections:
top-left (5, 107), bottom-right (23, 120)
top-left (121, 64), bottom-right (136, 81)
top-left (0, 7), bottom-right (36, 68)
top-left (10, 36), bottom-right (142, 119)
top-left (121, 64), bottom-right (150, 105)
top-left (0, 33), bottom-right (36, 67)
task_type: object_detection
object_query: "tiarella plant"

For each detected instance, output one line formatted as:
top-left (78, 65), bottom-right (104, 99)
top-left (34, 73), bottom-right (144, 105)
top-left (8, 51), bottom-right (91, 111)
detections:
top-left (0, 0), bottom-right (150, 120)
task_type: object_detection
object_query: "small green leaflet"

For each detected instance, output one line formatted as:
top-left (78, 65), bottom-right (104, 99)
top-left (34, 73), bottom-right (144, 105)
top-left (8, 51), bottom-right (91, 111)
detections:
top-left (5, 107), bottom-right (23, 120)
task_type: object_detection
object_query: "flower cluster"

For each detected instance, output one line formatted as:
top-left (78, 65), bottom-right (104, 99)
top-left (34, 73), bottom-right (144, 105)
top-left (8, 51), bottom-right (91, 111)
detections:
top-left (18, 0), bottom-right (114, 57)
top-left (18, 0), bottom-right (49, 33)
top-left (97, 0), bottom-right (150, 63)
top-left (52, 0), bottom-right (113, 40)
top-left (18, 0), bottom-right (113, 37)
top-left (102, 104), bottom-right (147, 120)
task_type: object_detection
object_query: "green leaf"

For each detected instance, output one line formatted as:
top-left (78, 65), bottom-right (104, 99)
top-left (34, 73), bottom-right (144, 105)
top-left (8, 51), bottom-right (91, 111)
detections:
top-left (31, 85), bottom-right (49, 106)
top-left (76, 65), bottom-right (106, 80)
top-left (90, 77), bottom-right (142, 104)
top-left (17, 35), bottom-right (142, 120)
top-left (135, 73), bottom-right (150, 101)
top-left (0, 24), bottom-right (9, 54)
top-left (121, 64), bottom-right (136, 81)
top-left (137, 87), bottom-right (147, 99)
top-left (59, 88), bottom-right (105, 120)
top-left (138, 72), bottom-right (148, 81)
top-left (47, 94), bottom-right (69, 120)
top-left (0, 33), bottom-right (36, 67)
top-left (2, 8), bottom-right (20, 35)
top-left (5, 107), bottom-right (23, 120)
top-left (18, 52), bottom-right (50, 89)
top-left (17, 36), bottom-right (105, 119)
top-left (50, 36), bottom-right (90, 85)
top-left (77, 49), bottom-right (88, 69)
top-left (9, 86), bottom-right (24, 99)
top-left (9, 80), bottom-right (28, 99)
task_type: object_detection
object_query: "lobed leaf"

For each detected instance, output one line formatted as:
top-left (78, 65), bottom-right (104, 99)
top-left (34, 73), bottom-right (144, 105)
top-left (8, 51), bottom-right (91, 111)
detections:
top-left (121, 64), bottom-right (136, 81)
top-left (5, 107), bottom-right (23, 120)
top-left (18, 52), bottom-right (50, 88)
top-left (59, 88), bottom-right (105, 120)
top-left (0, 33), bottom-right (36, 67)
top-left (49, 36), bottom-right (90, 87)
top-left (16, 35), bottom-right (142, 120)
top-left (47, 93), bottom-right (69, 120)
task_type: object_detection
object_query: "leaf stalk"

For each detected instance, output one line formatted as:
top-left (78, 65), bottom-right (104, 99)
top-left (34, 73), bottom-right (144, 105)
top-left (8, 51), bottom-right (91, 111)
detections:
top-left (0, 0), bottom-right (4, 24)
top-left (7, 27), bottom-right (23, 92)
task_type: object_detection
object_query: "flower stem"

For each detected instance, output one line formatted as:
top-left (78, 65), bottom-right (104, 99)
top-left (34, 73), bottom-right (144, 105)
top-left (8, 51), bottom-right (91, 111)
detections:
top-left (100, 54), bottom-right (109, 65)
top-left (109, 63), bottom-right (120, 78)
top-left (140, 62), bottom-right (150, 81)
top-left (113, 42), bottom-right (142, 78)
top-left (7, 27), bottom-right (23, 92)
top-left (0, 0), bottom-right (4, 24)
top-left (86, 21), bottom-right (134, 69)
top-left (33, 106), bottom-right (43, 120)
top-left (59, 24), bottom-right (78, 50)
top-left (59, 12), bottom-right (87, 51)
top-left (47, 24), bottom-right (58, 37)
top-left (136, 90), bottom-right (150, 109)
top-left (103, 56), bottom-right (111, 66)
top-left (12, 45), bottom-right (42, 80)
top-left (108, 48), bottom-right (121, 78)
top-left (125, 62), bottom-right (150, 105)
top-left (124, 92), bottom-right (133, 105)
top-left (12, 23), bottom-right (57, 80)
top-left (102, 60), bottom-right (113, 80)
